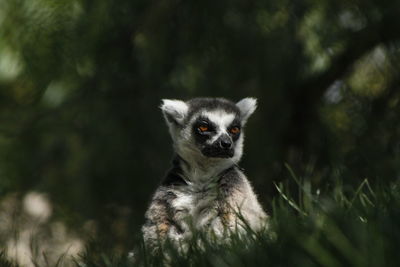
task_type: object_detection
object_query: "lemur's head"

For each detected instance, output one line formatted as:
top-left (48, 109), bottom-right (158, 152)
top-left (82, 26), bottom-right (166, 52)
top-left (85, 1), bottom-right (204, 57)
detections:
top-left (161, 97), bottom-right (257, 165)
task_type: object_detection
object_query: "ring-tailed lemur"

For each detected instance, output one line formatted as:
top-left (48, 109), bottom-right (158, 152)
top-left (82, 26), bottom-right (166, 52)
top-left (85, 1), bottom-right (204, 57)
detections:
top-left (142, 97), bottom-right (267, 250)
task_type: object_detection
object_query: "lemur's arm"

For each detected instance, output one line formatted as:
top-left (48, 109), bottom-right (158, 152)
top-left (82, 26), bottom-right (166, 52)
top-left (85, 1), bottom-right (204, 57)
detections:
top-left (142, 186), bottom-right (188, 250)
top-left (142, 189), bottom-right (172, 250)
top-left (218, 168), bottom-right (268, 231)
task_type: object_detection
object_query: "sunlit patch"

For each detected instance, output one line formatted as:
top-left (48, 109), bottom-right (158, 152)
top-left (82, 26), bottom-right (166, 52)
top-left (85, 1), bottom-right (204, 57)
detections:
top-left (0, 46), bottom-right (23, 82)
top-left (41, 80), bottom-right (71, 107)
top-left (348, 46), bottom-right (390, 98)
top-left (23, 192), bottom-right (52, 221)
top-left (0, 192), bottom-right (84, 266)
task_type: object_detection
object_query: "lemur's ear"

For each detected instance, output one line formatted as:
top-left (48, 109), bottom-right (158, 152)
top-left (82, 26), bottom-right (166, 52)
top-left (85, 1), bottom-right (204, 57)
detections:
top-left (236, 97), bottom-right (257, 124)
top-left (160, 99), bottom-right (188, 126)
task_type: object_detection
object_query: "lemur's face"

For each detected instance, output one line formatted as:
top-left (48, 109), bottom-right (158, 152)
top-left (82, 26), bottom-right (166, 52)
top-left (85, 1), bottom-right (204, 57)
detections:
top-left (191, 111), bottom-right (241, 158)
top-left (161, 97), bottom-right (257, 163)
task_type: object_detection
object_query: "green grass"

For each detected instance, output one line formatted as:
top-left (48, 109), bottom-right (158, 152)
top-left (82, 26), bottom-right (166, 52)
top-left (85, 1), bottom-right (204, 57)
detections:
top-left (3, 171), bottom-right (400, 267)
top-left (0, 251), bottom-right (15, 267)
top-left (77, 171), bottom-right (400, 267)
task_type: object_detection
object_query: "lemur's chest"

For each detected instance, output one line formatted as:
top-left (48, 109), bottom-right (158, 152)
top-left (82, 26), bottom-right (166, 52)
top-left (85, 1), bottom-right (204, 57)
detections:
top-left (171, 181), bottom-right (221, 220)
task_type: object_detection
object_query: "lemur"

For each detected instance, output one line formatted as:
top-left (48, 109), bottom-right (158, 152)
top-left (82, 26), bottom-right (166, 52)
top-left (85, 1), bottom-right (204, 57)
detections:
top-left (142, 97), bottom-right (267, 251)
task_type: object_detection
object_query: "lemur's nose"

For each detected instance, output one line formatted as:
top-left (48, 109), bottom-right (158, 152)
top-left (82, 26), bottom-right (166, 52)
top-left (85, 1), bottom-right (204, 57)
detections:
top-left (219, 137), bottom-right (232, 149)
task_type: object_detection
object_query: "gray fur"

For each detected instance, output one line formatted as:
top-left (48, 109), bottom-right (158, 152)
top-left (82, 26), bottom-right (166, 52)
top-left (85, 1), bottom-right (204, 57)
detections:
top-left (142, 97), bottom-right (268, 252)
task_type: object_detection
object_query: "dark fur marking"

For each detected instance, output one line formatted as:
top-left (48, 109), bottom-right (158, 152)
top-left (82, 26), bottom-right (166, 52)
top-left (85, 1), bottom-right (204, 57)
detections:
top-left (193, 116), bottom-right (217, 144)
top-left (228, 118), bottom-right (242, 142)
top-left (168, 219), bottom-right (185, 234)
top-left (161, 156), bottom-right (188, 186)
top-left (185, 98), bottom-right (240, 123)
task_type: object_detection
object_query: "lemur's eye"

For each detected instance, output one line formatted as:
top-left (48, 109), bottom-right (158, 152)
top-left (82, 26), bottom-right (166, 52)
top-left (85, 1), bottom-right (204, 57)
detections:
top-left (198, 125), bottom-right (209, 132)
top-left (229, 126), bottom-right (240, 134)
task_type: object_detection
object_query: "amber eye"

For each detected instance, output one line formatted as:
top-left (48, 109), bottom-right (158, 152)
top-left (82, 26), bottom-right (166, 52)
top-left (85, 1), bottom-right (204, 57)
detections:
top-left (230, 126), bottom-right (240, 134)
top-left (198, 125), bottom-right (209, 132)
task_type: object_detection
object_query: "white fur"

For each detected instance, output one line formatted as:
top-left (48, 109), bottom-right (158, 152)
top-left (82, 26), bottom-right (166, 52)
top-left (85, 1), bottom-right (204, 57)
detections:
top-left (202, 110), bottom-right (236, 128)
top-left (171, 192), bottom-right (194, 211)
top-left (236, 98), bottom-right (257, 124)
top-left (160, 99), bottom-right (188, 125)
top-left (161, 99), bottom-right (189, 143)
top-left (169, 170), bottom-right (267, 241)
top-left (201, 110), bottom-right (236, 144)
top-left (171, 180), bottom-right (221, 235)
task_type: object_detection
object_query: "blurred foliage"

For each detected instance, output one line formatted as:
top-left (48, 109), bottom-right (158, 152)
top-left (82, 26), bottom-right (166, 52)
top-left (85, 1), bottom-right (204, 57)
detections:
top-left (0, 0), bottom-right (400, 253)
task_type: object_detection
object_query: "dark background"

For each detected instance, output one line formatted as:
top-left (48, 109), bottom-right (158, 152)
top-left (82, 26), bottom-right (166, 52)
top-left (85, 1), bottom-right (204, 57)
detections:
top-left (0, 0), bottom-right (400, 248)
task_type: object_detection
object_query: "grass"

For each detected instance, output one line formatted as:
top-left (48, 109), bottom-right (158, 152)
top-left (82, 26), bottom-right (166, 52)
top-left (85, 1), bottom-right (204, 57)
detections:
top-left (3, 169), bottom-right (400, 266)
top-left (0, 251), bottom-right (16, 267)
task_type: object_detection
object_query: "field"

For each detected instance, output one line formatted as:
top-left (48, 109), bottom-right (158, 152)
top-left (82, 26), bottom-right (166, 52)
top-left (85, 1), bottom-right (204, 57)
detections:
top-left (2, 167), bottom-right (399, 267)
